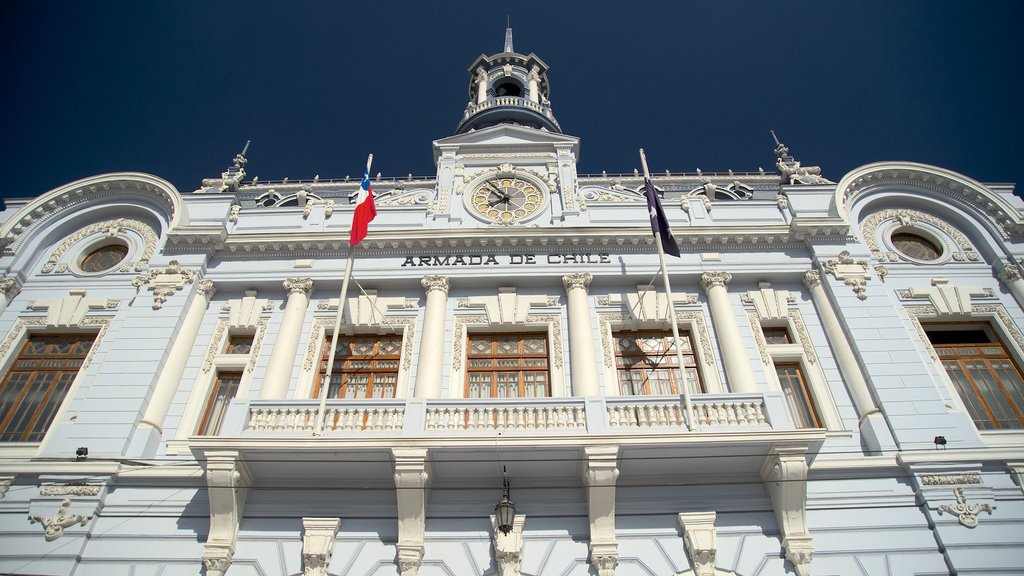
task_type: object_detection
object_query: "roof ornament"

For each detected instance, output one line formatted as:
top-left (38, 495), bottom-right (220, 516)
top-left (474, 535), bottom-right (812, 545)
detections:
top-left (504, 17), bottom-right (514, 53)
top-left (770, 130), bottom-right (832, 185)
top-left (197, 139), bottom-right (250, 194)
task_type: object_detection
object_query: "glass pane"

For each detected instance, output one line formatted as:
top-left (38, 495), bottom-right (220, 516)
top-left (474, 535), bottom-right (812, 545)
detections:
top-left (777, 365), bottom-right (817, 428)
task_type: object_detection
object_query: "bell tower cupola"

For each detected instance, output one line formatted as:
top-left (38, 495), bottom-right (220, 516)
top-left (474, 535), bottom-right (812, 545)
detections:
top-left (456, 24), bottom-right (561, 134)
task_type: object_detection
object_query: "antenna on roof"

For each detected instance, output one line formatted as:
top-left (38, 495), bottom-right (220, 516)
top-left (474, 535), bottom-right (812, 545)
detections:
top-left (504, 17), bottom-right (514, 53)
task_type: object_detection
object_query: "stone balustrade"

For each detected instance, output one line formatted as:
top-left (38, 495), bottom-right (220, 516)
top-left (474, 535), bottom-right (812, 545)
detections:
top-left (462, 96), bottom-right (559, 125)
top-left (230, 392), bottom-right (783, 437)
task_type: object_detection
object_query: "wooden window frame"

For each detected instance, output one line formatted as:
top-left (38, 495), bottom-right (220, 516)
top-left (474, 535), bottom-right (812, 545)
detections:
top-left (0, 334), bottom-right (96, 442)
top-left (613, 330), bottom-right (704, 396)
top-left (775, 362), bottom-right (822, 428)
top-left (224, 334), bottom-right (255, 355)
top-left (312, 334), bottom-right (402, 400)
top-left (465, 332), bottom-right (551, 398)
top-left (925, 323), bottom-right (1024, 430)
top-left (196, 371), bottom-right (242, 436)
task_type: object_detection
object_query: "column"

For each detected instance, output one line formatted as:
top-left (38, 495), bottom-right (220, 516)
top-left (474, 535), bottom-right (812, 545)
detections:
top-left (139, 279), bottom-right (216, 433)
top-left (700, 272), bottom-right (756, 393)
top-left (803, 270), bottom-right (877, 417)
top-left (0, 277), bottom-right (21, 315)
top-left (261, 277), bottom-right (313, 400)
top-left (997, 262), bottom-right (1024, 311)
top-left (563, 273), bottom-right (599, 396)
top-left (414, 275), bottom-right (449, 398)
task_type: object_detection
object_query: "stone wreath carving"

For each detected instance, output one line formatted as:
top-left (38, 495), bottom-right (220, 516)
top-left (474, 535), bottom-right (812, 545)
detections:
top-left (41, 218), bottom-right (158, 273)
top-left (860, 208), bottom-right (979, 263)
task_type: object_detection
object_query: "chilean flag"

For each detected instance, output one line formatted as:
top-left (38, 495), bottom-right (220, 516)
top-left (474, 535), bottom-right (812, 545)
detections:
top-left (349, 162), bottom-right (377, 246)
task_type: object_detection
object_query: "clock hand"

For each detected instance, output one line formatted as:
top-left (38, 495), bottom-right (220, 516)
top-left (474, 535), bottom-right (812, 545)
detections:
top-left (484, 180), bottom-right (509, 202)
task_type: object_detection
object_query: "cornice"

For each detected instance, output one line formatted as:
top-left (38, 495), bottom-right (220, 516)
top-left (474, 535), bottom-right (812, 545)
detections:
top-left (836, 162), bottom-right (1024, 239)
top-left (0, 173), bottom-right (183, 252)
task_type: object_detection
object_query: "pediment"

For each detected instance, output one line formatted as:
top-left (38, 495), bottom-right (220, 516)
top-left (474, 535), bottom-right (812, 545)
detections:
top-left (434, 124), bottom-right (579, 151)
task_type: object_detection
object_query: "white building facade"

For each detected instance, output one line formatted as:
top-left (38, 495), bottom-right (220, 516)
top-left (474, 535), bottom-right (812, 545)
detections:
top-left (1, 32), bottom-right (1023, 576)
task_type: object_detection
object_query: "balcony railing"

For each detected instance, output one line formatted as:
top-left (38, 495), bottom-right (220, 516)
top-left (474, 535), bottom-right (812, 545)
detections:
top-left (219, 392), bottom-right (791, 438)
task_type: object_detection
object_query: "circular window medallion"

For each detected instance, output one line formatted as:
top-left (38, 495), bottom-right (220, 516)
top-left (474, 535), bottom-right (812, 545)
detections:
top-left (80, 243), bottom-right (129, 273)
top-left (891, 232), bottom-right (942, 262)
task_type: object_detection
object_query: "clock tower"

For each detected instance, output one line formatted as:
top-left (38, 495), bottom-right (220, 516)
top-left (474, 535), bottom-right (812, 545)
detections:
top-left (432, 25), bottom-right (581, 226)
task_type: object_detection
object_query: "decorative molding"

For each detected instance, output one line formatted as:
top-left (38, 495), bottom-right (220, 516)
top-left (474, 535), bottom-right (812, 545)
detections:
top-left (201, 451), bottom-right (251, 576)
top-left (598, 311), bottom-right (715, 370)
top-left (899, 277), bottom-right (989, 316)
top-left (997, 262), bottom-right (1023, 285)
top-left (749, 312), bottom-right (770, 366)
top-left (789, 309), bottom-right (818, 365)
top-left (760, 448), bottom-right (813, 576)
top-left (742, 283), bottom-right (796, 321)
top-left (678, 512), bottom-right (718, 576)
top-left (132, 261), bottom-right (197, 309)
top-left (284, 277), bottom-right (314, 297)
top-left (421, 275), bottom-right (450, 295)
top-left (525, 313), bottom-right (564, 368)
top-left (196, 279), bottom-right (217, 298)
top-left (39, 484), bottom-right (102, 497)
top-left (452, 315), bottom-right (489, 372)
top-left (228, 204), bottom-right (240, 223)
top-left (860, 208), bottom-right (981, 263)
top-left (822, 251), bottom-right (871, 300)
top-left (247, 318), bottom-right (270, 374)
top-left (874, 265), bottom-right (888, 282)
top-left (906, 303), bottom-right (1024, 361)
top-left (393, 448), bottom-right (429, 576)
top-left (700, 271), bottom-right (732, 291)
top-left (602, 285), bottom-right (698, 321)
top-left (582, 446), bottom-right (620, 576)
top-left (203, 320), bottom-right (229, 373)
top-left (302, 517), bottom-right (341, 576)
top-left (921, 473), bottom-right (982, 486)
top-left (937, 487), bottom-right (993, 528)
top-left (26, 289), bottom-right (117, 328)
top-left (29, 498), bottom-right (91, 541)
top-left (562, 272), bottom-right (593, 291)
top-left (41, 218), bottom-right (158, 273)
top-left (303, 316), bottom-right (416, 372)
top-left (490, 514), bottom-right (526, 576)
top-left (0, 476), bottom-right (12, 499)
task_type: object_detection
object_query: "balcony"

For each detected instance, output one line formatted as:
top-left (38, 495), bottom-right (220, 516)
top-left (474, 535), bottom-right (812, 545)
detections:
top-left (213, 392), bottom-right (796, 438)
top-left (455, 95), bottom-right (561, 133)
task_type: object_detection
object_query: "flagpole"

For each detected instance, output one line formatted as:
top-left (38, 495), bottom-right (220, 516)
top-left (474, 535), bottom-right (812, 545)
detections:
top-left (640, 148), bottom-right (696, 431)
top-left (314, 154), bottom-right (373, 435)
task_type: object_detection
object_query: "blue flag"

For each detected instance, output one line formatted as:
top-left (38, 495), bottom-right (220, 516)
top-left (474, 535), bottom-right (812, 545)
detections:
top-left (644, 178), bottom-right (680, 257)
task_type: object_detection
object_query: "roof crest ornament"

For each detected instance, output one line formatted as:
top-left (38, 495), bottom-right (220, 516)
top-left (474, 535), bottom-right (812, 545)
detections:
top-left (770, 130), bottom-right (832, 186)
top-left (504, 17), bottom-right (514, 53)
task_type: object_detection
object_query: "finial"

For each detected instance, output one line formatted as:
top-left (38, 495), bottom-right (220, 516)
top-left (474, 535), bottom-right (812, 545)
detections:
top-left (504, 18), bottom-right (514, 53)
top-left (770, 130), bottom-right (789, 159)
top-left (232, 139), bottom-right (251, 169)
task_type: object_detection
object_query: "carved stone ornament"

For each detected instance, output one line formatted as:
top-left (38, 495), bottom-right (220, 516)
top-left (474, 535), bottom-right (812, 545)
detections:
top-left (700, 271), bottom-right (732, 291)
top-left (678, 512), bottom-right (718, 576)
top-left (783, 535), bottom-right (814, 576)
top-left (0, 476), bottom-right (12, 499)
top-left (284, 277), bottom-right (314, 296)
top-left (874, 265), bottom-right (888, 283)
top-left (562, 272), bottom-right (593, 291)
top-left (592, 552), bottom-right (618, 576)
top-left (228, 203), bottom-right (240, 223)
top-left (802, 270), bottom-right (822, 289)
top-left (132, 260), bottom-right (197, 309)
top-left (196, 279), bottom-right (217, 298)
top-left (396, 544), bottom-right (423, 576)
top-left (302, 517), bottom-right (341, 576)
top-left (822, 251), bottom-right (871, 300)
top-left (937, 487), bottom-right (993, 528)
top-left (39, 484), bottom-right (102, 497)
top-left (29, 498), bottom-right (92, 541)
top-left (203, 553), bottom-right (233, 576)
top-left (0, 277), bottom-right (21, 299)
top-left (491, 514), bottom-right (526, 576)
top-left (860, 208), bottom-right (980, 262)
top-left (421, 275), bottom-right (450, 295)
top-left (921, 473), bottom-right (983, 486)
top-left (41, 217), bottom-right (158, 273)
top-left (997, 262), bottom-right (1023, 285)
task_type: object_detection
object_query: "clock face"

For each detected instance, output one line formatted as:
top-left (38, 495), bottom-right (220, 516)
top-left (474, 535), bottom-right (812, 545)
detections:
top-left (469, 176), bottom-right (544, 224)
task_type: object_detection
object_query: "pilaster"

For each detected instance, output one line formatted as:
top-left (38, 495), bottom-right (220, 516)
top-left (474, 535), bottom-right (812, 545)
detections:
top-left (201, 450), bottom-right (251, 576)
top-left (564, 273), bottom-right (599, 396)
top-left (760, 446), bottom-right (813, 576)
top-left (393, 447), bottom-right (430, 576)
top-left (262, 277), bottom-right (313, 399)
top-left (414, 275), bottom-right (449, 398)
top-left (700, 272), bottom-right (756, 393)
top-left (582, 445), bottom-right (619, 576)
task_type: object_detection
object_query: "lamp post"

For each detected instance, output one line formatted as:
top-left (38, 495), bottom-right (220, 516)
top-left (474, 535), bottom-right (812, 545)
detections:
top-left (494, 466), bottom-right (516, 535)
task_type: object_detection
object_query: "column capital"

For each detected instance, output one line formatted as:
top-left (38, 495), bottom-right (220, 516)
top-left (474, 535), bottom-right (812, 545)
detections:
top-left (802, 270), bottom-right (822, 289)
top-left (0, 277), bottom-right (21, 298)
top-left (196, 279), bottom-right (217, 298)
top-left (997, 262), bottom-right (1023, 285)
top-left (284, 277), bottom-right (314, 296)
top-left (421, 275), bottom-right (450, 295)
top-left (700, 271), bottom-right (732, 291)
top-left (562, 272), bottom-right (593, 291)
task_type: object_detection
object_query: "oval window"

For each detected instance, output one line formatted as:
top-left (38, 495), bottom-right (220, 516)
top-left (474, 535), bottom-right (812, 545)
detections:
top-left (80, 243), bottom-right (129, 273)
top-left (891, 232), bottom-right (942, 261)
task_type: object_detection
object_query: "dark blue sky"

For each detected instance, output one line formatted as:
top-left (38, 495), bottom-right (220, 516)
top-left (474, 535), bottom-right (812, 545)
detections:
top-left (2, 2), bottom-right (1021, 204)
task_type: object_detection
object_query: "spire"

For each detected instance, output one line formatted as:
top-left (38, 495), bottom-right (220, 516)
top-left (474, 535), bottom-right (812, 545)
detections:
top-left (504, 17), bottom-right (514, 53)
top-left (770, 130), bottom-right (831, 185)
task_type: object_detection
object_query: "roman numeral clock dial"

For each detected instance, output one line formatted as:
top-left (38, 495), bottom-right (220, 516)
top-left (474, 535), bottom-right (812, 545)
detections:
top-left (469, 176), bottom-right (544, 224)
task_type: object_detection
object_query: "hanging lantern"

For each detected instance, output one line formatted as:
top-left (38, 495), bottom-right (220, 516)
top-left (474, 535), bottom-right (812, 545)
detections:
top-left (494, 467), bottom-right (516, 535)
